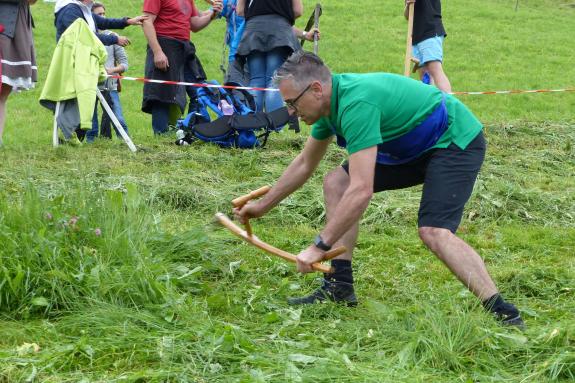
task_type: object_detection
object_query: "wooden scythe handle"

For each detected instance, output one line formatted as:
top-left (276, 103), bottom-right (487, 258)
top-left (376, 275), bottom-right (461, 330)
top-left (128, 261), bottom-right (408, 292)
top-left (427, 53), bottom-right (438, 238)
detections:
top-left (404, 2), bottom-right (415, 77)
top-left (410, 57), bottom-right (420, 73)
top-left (300, 3), bottom-right (322, 48)
top-left (231, 186), bottom-right (271, 236)
top-left (232, 185), bottom-right (271, 208)
top-left (215, 212), bottom-right (346, 273)
top-left (313, 3), bottom-right (321, 55)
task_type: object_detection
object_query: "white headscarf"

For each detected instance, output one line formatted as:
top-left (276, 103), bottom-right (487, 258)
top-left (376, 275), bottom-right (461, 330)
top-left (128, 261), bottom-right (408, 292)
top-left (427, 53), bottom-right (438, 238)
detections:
top-left (55, 0), bottom-right (97, 33)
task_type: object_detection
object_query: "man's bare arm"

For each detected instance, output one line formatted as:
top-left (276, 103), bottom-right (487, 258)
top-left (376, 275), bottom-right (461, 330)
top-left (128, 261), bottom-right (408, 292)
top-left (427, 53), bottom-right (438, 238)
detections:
top-left (404, 0), bottom-right (416, 20)
top-left (235, 136), bottom-right (332, 221)
top-left (236, 0), bottom-right (245, 16)
top-left (141, 13), bottom-right (169, 70)
top-left (190, 0), bottom-right (222, 32)
top-left (319, 146), bottom-right (377, 246)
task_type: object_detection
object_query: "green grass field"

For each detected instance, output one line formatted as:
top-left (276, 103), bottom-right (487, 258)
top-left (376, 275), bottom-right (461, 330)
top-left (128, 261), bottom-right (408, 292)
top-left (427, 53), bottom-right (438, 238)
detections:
top-left (0, 0), bottom-right (574, 381)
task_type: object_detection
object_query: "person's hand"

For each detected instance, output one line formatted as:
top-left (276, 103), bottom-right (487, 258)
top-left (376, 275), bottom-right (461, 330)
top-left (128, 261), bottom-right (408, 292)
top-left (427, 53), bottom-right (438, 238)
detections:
top-left (211, 0), bottom-right (223, 14)
top-left (233, 202), bottom-right (266, 225)
top-left (404, 0), bottom-right (415, 19)
top-left (304, 28), bottom-right (320, 41)
top-left (105, 67), bottom-right (114, 75)
top-left (116, 36), bottom-right (131, 47)
top-left (153, 50), bottom-right (169, 71)
top-left (127, 15), bottom-right (149, 25)
top-left (295, 245), bottom-right (326, 273)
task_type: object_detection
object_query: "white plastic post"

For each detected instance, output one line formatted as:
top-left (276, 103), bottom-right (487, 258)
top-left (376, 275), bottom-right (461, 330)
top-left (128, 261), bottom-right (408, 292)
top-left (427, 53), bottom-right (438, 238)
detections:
top-left (52, 101), bottom-right (60, 148)
top-left (96, 89), bottom-right (137, 152)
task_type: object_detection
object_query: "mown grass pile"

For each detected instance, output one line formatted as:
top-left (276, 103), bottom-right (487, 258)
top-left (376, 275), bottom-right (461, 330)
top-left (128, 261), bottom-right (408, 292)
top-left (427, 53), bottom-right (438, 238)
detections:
top-left (0, 0), bottom-right (574, 381)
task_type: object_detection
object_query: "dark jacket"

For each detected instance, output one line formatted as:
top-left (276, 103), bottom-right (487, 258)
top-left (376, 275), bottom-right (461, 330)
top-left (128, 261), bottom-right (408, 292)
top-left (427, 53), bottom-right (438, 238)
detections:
top-left (0, 0), bottom-right (33, 39)
top-left (55, 3), bottom-right (128, 45)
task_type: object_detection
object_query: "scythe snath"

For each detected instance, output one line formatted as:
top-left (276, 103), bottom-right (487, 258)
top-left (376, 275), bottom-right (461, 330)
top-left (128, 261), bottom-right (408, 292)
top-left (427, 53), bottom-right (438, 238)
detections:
top-left (216, 186), bottom-right (346, 273)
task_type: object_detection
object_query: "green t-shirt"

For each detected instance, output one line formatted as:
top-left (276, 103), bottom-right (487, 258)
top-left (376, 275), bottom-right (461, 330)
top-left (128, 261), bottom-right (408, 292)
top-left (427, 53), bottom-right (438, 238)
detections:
top-left (311, 73), bottom-right (483, 155)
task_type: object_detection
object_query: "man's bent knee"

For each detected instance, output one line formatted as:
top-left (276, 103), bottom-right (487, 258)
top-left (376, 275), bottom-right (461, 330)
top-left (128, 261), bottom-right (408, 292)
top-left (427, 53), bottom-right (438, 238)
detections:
top-left (323, 167), bottom-right (349, 199)
top-left (418, 226), bottom-right (452, 253)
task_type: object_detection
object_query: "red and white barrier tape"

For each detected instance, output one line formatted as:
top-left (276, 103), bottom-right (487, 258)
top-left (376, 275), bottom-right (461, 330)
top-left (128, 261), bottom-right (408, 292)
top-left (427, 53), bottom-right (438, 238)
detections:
top-left (108, 75), bottom-right (278, 92)
top-left (451, 88), bottom-right (575, 96)
top-left (108, 75), bottom-right (574, 96)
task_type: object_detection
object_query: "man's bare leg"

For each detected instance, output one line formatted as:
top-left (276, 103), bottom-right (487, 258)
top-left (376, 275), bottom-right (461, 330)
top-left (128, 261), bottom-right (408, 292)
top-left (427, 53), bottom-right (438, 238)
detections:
top-left (418, 227), bottom-right (497, 300)
top-left (424, 61), bottom-right (452, 93)
top-left (288, 167), bottom-right (358, 305)
top-left (419, 226), bottom-right (523, 326)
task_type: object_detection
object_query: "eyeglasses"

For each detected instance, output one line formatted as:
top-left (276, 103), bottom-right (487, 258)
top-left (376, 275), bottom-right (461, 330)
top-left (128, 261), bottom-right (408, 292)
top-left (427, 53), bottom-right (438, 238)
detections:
top-left (284, 83), bottom-right (312, 113)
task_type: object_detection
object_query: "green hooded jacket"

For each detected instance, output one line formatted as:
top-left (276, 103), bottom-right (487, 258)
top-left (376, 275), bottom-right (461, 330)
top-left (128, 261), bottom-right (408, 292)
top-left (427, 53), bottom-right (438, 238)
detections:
top-left (40, 19), bottom-right (107, 130)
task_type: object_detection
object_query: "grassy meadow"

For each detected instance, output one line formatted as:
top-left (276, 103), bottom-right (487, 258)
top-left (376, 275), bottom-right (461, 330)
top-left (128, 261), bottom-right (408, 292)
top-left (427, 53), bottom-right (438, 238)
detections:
top-left (0, 0), bottom-right (574, 381)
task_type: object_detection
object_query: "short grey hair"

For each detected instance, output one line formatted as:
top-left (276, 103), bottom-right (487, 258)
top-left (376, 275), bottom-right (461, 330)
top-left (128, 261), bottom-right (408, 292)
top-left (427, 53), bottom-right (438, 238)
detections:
top-left (273, 51), bottom-right (332, 89)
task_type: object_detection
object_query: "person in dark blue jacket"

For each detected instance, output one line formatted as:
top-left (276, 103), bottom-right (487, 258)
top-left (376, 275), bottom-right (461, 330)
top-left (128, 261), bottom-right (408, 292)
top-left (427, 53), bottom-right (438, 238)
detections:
top-left (54, 0), bottom-right (147, 46)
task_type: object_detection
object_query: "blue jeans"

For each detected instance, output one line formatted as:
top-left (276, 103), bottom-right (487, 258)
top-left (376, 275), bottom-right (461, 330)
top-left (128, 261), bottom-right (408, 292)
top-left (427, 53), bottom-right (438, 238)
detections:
top-left (102, 91), bottom-right (129, 138)
top-left (151, 103), bottom-right (170, 135)
top-left (88, 90), bottom-right (129, 142)
top-left (246, 47), bottom-right (289, 113)
top-left (88, 91), bottom-right (110, 143)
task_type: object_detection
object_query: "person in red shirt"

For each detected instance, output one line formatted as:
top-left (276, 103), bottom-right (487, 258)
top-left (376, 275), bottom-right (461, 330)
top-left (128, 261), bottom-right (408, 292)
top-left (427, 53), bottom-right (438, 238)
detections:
top-left (141, 0), bottom-right (223, 134)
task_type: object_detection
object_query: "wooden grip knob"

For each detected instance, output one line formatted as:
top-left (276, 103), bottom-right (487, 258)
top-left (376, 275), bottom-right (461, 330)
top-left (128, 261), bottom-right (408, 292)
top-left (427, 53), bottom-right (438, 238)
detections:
top-left (232, 185), bottom-right (271, 208)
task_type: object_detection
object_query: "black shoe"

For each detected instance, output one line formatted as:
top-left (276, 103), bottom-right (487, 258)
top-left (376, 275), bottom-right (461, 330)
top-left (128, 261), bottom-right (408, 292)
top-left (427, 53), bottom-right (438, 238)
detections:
top-left (483, 294), bottom-right (525, 330)
top-left (287, 279), bottom-right (357, 306)
top-left (493, 302), bottom-right (526, 329)
top-left (501, 314), bottom-right (525, 329)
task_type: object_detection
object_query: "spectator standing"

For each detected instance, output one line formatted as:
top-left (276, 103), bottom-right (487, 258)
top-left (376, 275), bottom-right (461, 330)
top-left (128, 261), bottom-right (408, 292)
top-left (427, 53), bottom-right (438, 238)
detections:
top-left (54, 0), bottom-right (146, 45)
top-left (87, 2), bottom-right (130, 142)
top-left (217, 0), bottom-right (248, 84)
top-left (405, 0), bottom-right (451, 92)
top-left (220, 0), bottom-right (318, 86)
top-left (236, 0), bottom-right (303, 113)
top-left (141, 0), bottom-right (223, 135)
top-left (0, 0), bottom-right (38, 146)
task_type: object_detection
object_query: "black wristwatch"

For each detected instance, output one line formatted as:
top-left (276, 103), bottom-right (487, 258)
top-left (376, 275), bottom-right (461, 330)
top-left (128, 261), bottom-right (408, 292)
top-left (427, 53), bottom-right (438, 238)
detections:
top-left (314, 235), bottom-right (332, 251)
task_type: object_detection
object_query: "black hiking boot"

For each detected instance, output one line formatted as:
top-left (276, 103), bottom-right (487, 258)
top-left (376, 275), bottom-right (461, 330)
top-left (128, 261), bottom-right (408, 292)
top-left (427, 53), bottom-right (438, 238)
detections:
top-left (483, 294), bottom-right (525, 329)
top-left (287, 279), bottom-right (358, 307)
top-left (494, 303), bottom-right (525, 329)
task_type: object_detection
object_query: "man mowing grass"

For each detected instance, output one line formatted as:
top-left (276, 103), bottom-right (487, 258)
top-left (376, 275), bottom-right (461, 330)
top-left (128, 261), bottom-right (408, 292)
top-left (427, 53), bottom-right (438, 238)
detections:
top-left (234, 51), bottom-right (524, 328)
